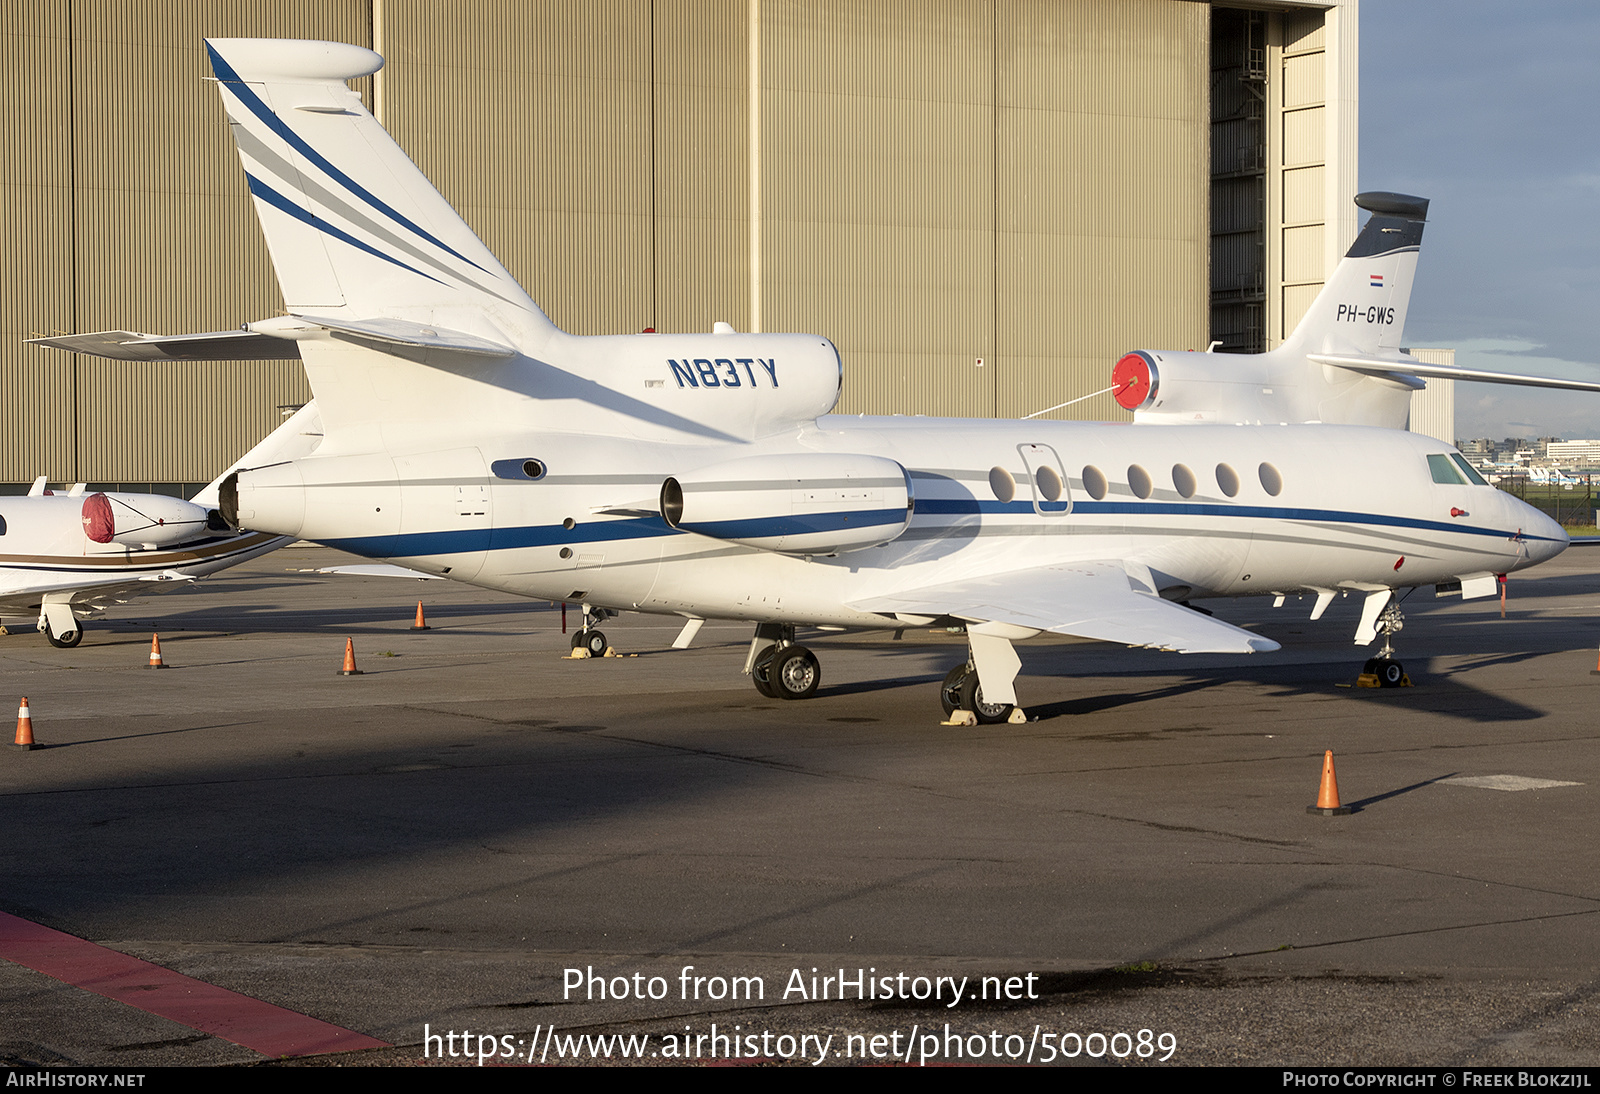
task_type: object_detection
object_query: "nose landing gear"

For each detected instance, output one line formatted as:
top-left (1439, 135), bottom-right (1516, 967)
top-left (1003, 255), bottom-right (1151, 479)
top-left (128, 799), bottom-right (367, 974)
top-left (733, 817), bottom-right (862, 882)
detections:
top-left (1358, 602), bottom-right (1412, 688)
top-left (570, 604), bottom-right (610, 657)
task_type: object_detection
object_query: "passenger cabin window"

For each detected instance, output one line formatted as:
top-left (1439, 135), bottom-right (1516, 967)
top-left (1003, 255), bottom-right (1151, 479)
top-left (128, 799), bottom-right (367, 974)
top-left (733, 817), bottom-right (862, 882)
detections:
top-left (989, 466), bottom-right (1016, 503)
top-left (1081, 465), bottom-right (1108, 500)
top-left (1215, 463), bottom-right (1240, 497)
top-left (1450, 454), bottom-right (1491, 486)
top-left (1035, 465), bottom-right (1064, 503)
top-left (1427, 454), bottom-right (1467, 485)
top-left (1171, 464), bottom-right (1196, 499)
top-left (1258, 462), bottom-right (1283, 496)
top-left (1128, 464), bottom-right (1153, 499)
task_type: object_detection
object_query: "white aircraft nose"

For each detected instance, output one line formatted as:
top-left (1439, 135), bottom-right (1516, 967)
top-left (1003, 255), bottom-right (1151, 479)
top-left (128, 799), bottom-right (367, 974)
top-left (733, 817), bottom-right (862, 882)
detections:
top-left (1511, 500), bottom-right (1568, 566)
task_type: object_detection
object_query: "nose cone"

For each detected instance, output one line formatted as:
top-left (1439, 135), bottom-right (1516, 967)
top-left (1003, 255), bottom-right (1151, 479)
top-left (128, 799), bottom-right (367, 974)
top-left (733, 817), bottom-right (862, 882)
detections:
top-left (1511, 498), bottom-right (1568, 568)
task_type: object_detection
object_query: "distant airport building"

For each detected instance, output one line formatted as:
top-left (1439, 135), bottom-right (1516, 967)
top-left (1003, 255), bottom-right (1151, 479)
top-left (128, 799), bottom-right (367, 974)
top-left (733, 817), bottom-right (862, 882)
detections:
top-left (1546, 440), bottom-right (1600, 470)
top-left (2, 0), bottom-right (1358, 493)
top-left (1406, 348), bottom-right (1456, 444)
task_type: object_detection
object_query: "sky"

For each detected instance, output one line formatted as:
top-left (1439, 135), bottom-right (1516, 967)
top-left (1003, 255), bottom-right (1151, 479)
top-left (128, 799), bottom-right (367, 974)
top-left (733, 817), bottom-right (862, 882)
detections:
top-left (1360, 1), bottom-right (1600, 441)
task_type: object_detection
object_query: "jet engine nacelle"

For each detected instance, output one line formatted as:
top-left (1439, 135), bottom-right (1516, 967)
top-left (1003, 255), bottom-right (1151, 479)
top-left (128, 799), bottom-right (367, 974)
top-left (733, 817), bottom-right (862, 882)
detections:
top-left (1113, 350), bottom-right (1270, 424)
top-left (660, 453), bottom-right (913, 555)
top-left (1111, 348), bottom-right (1414, 428)
top-left (222, 453), bottom-right (401, 542)
top-left (81, 492), bottom-right (214, 548)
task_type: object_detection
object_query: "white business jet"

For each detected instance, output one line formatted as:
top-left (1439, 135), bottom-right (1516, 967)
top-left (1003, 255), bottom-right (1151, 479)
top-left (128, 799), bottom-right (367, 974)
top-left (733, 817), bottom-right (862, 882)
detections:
top-left (52, 39), bottom-right (1600, 718)
top-left (0, 403), bottom-right (321, 647)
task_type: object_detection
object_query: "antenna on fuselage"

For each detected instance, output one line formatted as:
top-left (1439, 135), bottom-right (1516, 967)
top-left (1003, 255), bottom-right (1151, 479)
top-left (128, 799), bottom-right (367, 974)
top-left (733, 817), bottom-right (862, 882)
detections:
top-left (1020, 379), bottom-right (1135, 420)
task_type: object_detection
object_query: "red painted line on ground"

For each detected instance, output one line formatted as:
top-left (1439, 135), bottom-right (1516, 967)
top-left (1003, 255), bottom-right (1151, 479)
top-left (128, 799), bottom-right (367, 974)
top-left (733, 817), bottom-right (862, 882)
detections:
top-left (0, 911), bottom-right (389, 1058)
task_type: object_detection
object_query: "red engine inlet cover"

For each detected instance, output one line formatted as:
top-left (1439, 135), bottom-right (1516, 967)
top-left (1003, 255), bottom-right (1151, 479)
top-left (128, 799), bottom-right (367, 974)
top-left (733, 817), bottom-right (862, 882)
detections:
top-left (82, 493), bottom-right (115, 544)
top-left (1112, 352), bottom-right (1154, 410)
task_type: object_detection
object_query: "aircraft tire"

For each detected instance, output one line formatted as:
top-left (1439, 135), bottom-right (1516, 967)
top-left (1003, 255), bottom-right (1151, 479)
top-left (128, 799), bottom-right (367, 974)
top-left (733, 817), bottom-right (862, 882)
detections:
top-left (751, 644), bottom-right (779, 698)
top-left (1378, 659), bottom-right (1405, 687)
top-left (771, 646), bottom-right (820, 700)
top-left (959, 675), bottom-right (1014, 725)
top-left (940, 665), bottom-right (969, 717)
top-left (44, 620), bottom-right (83, 649)
top-left (571, 628), bottom-right (607, 655)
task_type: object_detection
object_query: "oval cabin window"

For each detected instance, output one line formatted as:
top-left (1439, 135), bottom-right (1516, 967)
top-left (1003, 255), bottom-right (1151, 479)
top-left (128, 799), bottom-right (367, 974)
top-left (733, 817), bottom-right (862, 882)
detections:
top-left (1259, 462), bottom-right (1283, 497)
top-left (1171, 464), bottom-right (1196, 499)
top-left (1215, 463), bottom-right (1240, 497)
top-left (1128, 464), bottom-right (1153, 500)
top-left (1035, 465), bottom-right (1064, 502)
top-left (1081, 465), bottom-right (1107, 501)
top-left (989, 466), bottom-right (1016, 504)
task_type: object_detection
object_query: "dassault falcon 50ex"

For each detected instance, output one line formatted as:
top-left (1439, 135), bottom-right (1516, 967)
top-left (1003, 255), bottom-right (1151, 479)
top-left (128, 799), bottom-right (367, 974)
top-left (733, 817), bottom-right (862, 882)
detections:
top-left (49, 38), bottom-right (1600, 719)
top-left (0, 404), bottom-right (320, 647)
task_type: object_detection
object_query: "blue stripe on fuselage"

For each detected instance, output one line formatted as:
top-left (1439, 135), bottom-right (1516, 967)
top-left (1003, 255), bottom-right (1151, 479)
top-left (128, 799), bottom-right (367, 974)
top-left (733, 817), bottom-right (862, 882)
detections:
top-left (318, 499), bottom-right (1553, 558)
top-left (680, 508), bottom-right (907, 540)
top-left (916, 498), bottom-right (1554, 542)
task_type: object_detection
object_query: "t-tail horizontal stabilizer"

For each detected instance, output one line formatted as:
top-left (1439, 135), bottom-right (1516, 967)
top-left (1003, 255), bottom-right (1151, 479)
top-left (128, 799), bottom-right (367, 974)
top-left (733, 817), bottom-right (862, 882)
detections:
top-left (26, 329), bottom-right (300, 361)
top-left (1309, 353), bottom-right (1600, 394)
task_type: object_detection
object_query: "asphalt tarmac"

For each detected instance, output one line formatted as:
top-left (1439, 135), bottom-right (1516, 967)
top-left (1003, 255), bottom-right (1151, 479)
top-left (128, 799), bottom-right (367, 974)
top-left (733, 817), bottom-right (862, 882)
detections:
top-left (1, 546), bottom-right (1597, 1067)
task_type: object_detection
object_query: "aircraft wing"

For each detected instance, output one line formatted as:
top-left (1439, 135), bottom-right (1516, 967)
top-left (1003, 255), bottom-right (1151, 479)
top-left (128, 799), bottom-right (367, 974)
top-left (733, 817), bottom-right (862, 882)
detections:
top-left (0, 578), bottom-right (160, 618)
top-left (305, 564), bottom-right (444, 580)
top-left (851, 561), bottom-right (1280, 654)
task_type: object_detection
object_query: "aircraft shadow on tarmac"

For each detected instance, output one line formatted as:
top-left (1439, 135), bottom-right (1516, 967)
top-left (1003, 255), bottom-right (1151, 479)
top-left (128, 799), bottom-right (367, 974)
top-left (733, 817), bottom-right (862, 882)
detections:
top-left (0, 697), bottom-right (1028, 937)
top-left (102, 598), bottom-right (555, 635)
top-left (80, 595), bottom-right (1567, 727)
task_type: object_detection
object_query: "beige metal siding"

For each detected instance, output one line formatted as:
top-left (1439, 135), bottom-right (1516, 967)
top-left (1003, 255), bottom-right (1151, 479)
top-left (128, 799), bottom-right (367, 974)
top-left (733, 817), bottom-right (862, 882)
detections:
top-left (3, 1), bottom-right (365, 485)
top-left (1269, 6), bottom-right (1332, 344)
top-left (1408, 348), bottom-right (1456, 444)
top-left (760, 0), bottom-right (997, 418)
top-left (1, 4), bottom-right (77, 480)
top-left (996, 0), bottom-right (1208, 422)
top-left (3, 0), bottom-right (1256, 482)
top-left (653, 0), bottom-right (750, 334)
top-left (384, 1), bottom-right (655, 337)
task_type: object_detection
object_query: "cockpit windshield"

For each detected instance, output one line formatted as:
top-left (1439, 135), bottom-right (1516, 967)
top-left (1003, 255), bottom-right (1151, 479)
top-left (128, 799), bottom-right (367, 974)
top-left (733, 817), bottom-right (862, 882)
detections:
top-left (1428, 452), bottom-right (1490, 487)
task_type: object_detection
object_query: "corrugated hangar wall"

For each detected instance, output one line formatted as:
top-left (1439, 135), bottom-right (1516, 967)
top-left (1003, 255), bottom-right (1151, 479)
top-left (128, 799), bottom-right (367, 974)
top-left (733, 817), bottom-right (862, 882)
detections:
top-left (6, 0), bottom-right (1250, 487)
top-left (1, 1), bottom-right (368, 489)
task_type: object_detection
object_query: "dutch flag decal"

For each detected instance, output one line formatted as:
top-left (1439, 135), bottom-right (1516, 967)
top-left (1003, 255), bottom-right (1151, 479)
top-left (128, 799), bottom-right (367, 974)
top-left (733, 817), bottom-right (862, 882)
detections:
top-left (1370, 273), bottom-right (1384, 288)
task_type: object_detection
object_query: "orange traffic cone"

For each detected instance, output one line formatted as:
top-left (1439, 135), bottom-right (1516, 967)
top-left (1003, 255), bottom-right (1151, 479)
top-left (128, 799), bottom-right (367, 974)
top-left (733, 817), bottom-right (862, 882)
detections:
top-left (411, 601), bottom-right (430, 631)
top-left (147, 633), bottom-right (166, 669)
top-left (1591, 641), bottom-right (1600, 677)
top-left (14, 698), bottom-right (35, 750)
top-left (1307, 750), bottom-right (1353, 815)
top-left (338, 638), bottom-right (363, 676)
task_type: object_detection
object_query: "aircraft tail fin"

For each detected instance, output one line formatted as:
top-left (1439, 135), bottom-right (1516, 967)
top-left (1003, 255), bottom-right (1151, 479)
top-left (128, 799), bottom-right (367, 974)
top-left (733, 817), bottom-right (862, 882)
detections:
top-left (1280, 192), bottom-right (1428, 357)
top-left (204, 39), bottom-right (553, 350)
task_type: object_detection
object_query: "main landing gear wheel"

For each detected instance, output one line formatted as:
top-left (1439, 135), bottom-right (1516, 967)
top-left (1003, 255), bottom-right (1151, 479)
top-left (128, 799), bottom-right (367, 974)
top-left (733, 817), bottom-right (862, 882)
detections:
top-left (44, 620), bottom-right (82, 649)
top-left (940, 666), bottom-right (968, 717)
top-left (751, 644), bottom-right (779, 698)
top-left (770, 646), bottom-right (820, 700)
top-left (571, 629), bottom-right (608, 657)
top-left (940, 665), bottom-right (1015, 725)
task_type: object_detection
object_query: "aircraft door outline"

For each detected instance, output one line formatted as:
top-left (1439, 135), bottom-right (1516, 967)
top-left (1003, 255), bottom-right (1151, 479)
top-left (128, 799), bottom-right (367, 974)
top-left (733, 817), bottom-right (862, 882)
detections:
top-left (1017, 444), bottom-right (1071, 516)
